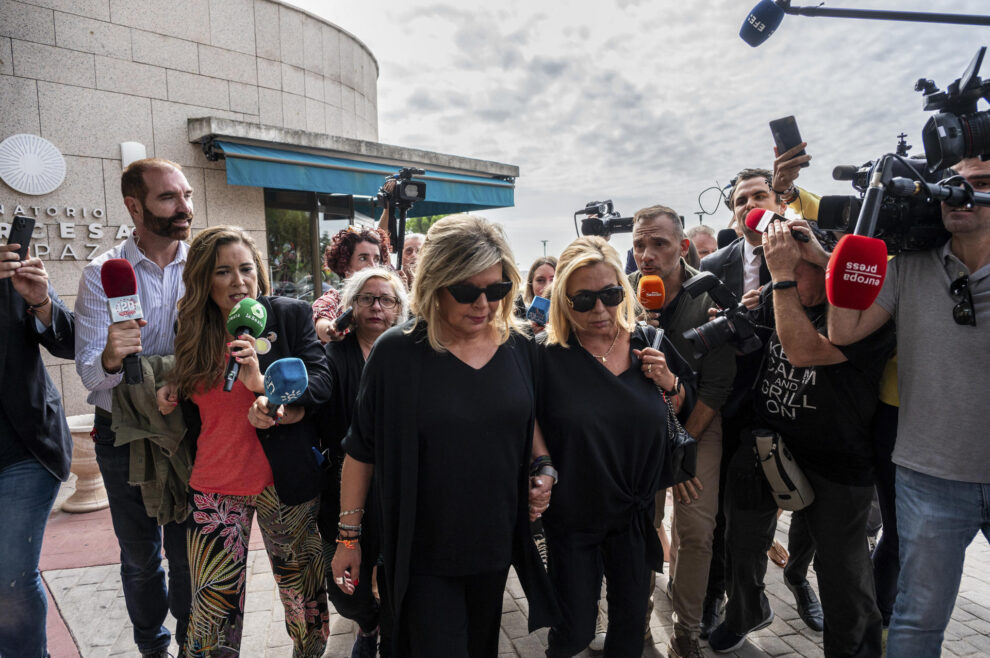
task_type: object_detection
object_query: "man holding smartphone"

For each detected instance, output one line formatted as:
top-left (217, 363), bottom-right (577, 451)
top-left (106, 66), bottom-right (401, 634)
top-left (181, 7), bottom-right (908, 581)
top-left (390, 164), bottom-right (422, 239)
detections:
top-left (0, 240), bottom-right (75, 657)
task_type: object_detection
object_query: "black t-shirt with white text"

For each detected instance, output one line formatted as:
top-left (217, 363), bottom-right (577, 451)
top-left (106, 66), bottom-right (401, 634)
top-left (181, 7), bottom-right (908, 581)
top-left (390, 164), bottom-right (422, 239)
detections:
top-left (752, 301), bottom-right (894, 486)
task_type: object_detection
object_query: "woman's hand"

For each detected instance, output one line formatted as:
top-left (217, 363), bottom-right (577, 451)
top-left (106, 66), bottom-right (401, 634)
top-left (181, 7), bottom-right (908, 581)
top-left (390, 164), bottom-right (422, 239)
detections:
top-left (315, 317), bottom-right (346, 344)
top-left (529, 475), bottom-right (553, 521)
top-left (229, 334), bottom-right (263, 393)
top-left (156, 384), bottom-right (179, 416)
top-left (632, 347), bottom-right (676, 392)
top-left (330, 543), bottom-right (361, 595)
top-left (248, 396), bottom-right (282, 429)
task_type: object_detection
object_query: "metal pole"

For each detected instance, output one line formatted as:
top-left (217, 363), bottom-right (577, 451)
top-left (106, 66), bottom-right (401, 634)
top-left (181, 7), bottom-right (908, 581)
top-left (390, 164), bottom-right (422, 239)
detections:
top-left (541, 240), bottom-right (548, 257)
top-left (783, 5), bottom-right (990, 26)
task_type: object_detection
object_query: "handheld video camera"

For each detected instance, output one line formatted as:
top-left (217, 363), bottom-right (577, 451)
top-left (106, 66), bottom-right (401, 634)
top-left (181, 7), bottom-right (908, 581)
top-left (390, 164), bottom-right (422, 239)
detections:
top-left (681, 272), bottom-right (762, 359)
top-left (575, 199), bottom-right (633, 238)
top-left (378, 167), bottom-right (427, 269)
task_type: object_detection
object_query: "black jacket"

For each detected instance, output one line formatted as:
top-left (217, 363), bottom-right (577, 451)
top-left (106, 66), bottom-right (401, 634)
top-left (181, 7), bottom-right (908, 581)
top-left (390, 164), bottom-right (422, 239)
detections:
top-left (343, 321), bottom-right (559, 651)
top-left (700, 236), bottom-right (746, 299)
top-left (180, 295), bottom-right (332, 505)
top-left (1, 282), bottom-right (75, 480)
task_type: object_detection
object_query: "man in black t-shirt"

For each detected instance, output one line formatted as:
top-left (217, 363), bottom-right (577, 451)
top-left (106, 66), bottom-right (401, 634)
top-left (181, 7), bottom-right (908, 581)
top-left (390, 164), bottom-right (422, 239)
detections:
top-left (707, 220), bottom-right (893, 657)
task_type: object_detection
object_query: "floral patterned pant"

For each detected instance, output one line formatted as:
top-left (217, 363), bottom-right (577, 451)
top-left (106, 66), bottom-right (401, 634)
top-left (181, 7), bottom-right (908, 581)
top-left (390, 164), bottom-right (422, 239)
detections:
top-left (184, 487), bottom-right (328, 657)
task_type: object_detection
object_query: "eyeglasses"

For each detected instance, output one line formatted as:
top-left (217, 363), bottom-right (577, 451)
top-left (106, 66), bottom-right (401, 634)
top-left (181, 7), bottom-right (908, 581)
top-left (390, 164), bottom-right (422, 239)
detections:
top-left (566, 286), bottom-right (625, 312)
top-left (354, 293), bottom-right (398, 309)
top-left (446, 281), bottom-right (513, 304)
top-left (950, 275), bottom-right (976, 326)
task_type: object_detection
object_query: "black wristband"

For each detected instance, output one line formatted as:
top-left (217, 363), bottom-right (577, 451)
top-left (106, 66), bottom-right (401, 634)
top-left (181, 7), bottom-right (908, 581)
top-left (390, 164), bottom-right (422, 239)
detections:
top-left (772, 280), bottom-right (798, 291)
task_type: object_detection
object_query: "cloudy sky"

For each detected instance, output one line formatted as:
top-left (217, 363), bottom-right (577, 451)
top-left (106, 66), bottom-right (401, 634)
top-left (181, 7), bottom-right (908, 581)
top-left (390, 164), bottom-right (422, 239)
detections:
top-left (289, 0), bottom-right (987, 267)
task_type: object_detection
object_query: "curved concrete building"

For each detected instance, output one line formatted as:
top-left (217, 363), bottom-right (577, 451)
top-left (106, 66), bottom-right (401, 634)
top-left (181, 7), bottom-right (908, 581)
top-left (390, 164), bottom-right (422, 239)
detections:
top-left (1, 0), bottom-right (517, 414)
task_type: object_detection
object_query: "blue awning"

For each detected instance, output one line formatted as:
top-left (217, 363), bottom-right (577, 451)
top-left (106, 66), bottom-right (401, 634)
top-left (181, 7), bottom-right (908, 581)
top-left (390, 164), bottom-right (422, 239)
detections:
top-left (214, 141), bottom-right (514, 218)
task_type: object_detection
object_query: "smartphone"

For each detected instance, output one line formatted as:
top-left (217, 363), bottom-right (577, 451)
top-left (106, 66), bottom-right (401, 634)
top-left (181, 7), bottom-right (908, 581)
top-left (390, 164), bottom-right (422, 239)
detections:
top-left (8, 215), bottom-right (36, 261)
top-left (334, 308), bottom-right (354, 332)
top-left (769, 116), bottom-right (809, 167)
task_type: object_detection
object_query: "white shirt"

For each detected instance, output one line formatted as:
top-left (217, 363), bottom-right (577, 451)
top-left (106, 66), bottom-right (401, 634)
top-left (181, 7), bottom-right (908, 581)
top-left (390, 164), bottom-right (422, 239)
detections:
top-left (74, 236), bottom-right (188, 412)
top-left (742, 238), bottom-right (763, 296)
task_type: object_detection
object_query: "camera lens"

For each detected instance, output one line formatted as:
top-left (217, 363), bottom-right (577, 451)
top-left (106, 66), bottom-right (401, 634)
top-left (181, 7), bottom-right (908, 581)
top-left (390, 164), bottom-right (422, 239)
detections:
top-left (684, 316), bottom-right (735, 359)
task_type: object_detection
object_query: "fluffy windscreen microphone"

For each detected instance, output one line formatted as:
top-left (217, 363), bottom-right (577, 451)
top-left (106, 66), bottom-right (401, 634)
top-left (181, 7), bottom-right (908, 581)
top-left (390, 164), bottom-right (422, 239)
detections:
top-left (100, 258), bottom-right (144, 385)
top-left (637, 275), bottom-right (666, 313)
top-left (744, 208), bottom-right (810, 242)
top-left (262, 358), bottom-right (309, 418)
top-left (716, 228), bottom-right (738, 250)
top-left (223, 298), bottom-right (268, 392)
top-left (740, 0), bottom-right (786, 47)
top-left (825, 234), bottom-right (888, 310)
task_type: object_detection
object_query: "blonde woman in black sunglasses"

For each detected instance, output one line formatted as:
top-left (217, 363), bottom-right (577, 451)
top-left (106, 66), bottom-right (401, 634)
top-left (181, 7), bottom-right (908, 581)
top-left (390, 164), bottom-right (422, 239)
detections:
top-left (538, 236), bottom-right (696, 658)
top-left (330, 214), bottom-right (558, 657)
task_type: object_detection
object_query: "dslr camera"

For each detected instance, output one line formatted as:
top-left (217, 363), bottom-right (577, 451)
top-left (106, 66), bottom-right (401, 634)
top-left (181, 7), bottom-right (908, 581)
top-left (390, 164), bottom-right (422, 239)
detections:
top-left (681, 272), bottom-right (762, 359)
top-left (377, 167), bottom-right (427, 211)
top-left (575, 199), bottom-right (633, 238)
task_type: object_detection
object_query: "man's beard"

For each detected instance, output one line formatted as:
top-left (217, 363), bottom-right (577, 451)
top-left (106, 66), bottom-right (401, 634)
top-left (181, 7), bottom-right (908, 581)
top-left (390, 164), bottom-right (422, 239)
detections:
top-left (141, 202), bottom-right (192, 240)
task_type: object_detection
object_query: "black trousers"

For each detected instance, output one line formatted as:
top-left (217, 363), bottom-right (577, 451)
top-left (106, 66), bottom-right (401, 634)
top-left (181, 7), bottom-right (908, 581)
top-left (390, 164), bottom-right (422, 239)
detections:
top-left (544, 520), bottom-right (652, 658)
top-left (402, 568), bottom-right (509, 658)
top-left (723, 442), bottom-right (883, 658)
top-left (870, 402), bottom-right (899, 625)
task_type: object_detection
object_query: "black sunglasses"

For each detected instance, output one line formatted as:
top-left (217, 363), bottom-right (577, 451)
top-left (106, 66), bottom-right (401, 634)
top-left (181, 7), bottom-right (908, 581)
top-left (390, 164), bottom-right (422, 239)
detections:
top-left (950, 275), bottom-right (977, 326)
top-left (446, 281), bottom-right (513, 304)
top-left (566, 285), bottom-right (625, 312)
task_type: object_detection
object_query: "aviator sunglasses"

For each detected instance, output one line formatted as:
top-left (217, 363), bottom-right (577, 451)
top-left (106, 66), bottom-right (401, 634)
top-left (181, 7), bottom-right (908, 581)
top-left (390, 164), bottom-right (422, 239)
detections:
top-left (446, 281), bottom-right (513, 304)
top-left (566, 285), bottom-right (625, 312)
top-left (950, 275), bottom-right (977, 326)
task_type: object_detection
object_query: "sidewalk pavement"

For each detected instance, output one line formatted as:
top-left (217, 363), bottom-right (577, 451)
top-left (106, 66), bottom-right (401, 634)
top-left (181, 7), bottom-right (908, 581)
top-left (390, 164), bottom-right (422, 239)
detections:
top-left (42, 479), bottom-right (990, 658)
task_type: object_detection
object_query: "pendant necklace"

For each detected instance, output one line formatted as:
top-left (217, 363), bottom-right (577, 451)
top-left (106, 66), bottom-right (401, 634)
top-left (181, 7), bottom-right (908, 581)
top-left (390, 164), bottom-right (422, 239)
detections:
top-left (577, 327), bottom-right (620, 364)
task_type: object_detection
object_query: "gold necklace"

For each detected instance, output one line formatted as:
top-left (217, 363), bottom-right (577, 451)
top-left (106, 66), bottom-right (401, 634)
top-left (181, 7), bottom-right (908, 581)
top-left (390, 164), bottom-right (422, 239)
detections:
top-left (577, 327), bottom-right (620, 364)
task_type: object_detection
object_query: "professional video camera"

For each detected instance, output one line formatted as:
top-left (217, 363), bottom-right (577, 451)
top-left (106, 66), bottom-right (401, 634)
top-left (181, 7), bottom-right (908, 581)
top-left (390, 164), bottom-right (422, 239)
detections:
top-left (377, 167), bottom-right (426, 268)
top-left (575, 199), bottom-right (633, 238)
top-left (818, 47), bottom-right (990, 254)
top-left (681, 272), bottom-right (763, 359)
top-left (818, 137), bottom-right (951, 253)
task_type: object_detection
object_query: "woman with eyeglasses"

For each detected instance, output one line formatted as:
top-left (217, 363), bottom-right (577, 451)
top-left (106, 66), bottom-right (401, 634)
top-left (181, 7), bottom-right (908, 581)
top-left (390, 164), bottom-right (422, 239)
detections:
top-left (315, 266), bottom-right (409, 658)
top-left (537, 236), bottom-right (695, 658)
top-left (330, 214), bottom-right (557, 657)
top-left (312, 226), bottom-right (392, 343)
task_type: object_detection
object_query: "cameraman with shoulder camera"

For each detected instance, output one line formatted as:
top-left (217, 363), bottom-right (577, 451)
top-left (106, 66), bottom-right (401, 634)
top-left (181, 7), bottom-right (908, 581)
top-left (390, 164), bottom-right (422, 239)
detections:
top-left (708, 219), bottom-right (893, 656)
top-left (629, 205), bottom-right (735, 658)
top-left (828, 157), bottom-right (990, 658)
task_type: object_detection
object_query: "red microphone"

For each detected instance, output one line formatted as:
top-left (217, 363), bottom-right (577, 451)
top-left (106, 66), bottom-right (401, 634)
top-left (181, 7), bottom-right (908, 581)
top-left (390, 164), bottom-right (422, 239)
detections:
top-left (638, 275), bottom-right (666, 313)
top-left (744, 208), bottom-right (809, 242)
top-left (100, 258), bottom-right (145, 385)
top-left (825, 235), bottom-right (888, 310)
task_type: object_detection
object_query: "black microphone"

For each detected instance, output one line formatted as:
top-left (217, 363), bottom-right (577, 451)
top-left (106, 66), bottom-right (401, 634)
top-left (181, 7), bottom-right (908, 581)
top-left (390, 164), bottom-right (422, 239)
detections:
top-left (717, 228), bottom-right (738, 250)
top-left (740, 0), bottom-right (786, 47)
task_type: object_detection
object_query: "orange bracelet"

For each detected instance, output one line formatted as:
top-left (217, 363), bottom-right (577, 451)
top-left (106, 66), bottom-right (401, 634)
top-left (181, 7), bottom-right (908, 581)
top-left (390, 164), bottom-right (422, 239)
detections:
top-left (336, 537), bottom-right (360, 550)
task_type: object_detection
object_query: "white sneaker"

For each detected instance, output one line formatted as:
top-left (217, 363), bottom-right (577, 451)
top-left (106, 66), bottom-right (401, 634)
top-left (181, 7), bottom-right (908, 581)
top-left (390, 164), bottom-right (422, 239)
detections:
top-left (589, 604), bottom-right (607, 651)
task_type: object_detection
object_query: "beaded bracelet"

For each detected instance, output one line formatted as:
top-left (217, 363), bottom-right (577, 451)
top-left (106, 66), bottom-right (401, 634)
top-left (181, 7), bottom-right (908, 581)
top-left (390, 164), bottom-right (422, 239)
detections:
top-left (338, 522), bottom-right (362, 532)
top-left (339, 507), bottom-right (365, 518)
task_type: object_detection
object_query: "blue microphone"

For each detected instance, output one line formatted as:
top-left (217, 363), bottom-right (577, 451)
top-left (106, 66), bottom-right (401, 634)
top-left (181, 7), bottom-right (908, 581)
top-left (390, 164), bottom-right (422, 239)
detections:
top-left (740, 0), bottom-right (786, 47)
top-left (262, 358), bottom-right (309, 418)
top-left (526, 296), bottom-right (551, 327)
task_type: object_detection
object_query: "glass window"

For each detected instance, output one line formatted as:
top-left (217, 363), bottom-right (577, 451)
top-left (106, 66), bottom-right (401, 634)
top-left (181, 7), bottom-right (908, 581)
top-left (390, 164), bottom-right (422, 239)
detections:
top-left (265, 189), bottom-right (319, 302)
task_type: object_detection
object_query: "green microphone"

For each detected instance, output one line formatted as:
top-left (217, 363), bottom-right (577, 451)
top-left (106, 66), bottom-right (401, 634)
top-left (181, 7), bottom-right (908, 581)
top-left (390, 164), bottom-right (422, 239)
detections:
top-left (223, 298), bottom-right (268, 392)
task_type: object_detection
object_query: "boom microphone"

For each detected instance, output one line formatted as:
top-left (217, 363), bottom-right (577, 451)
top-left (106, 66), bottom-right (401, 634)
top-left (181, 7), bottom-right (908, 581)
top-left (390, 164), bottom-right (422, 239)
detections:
top-left (223, 298), bottom-right (268, 392)
top-left (744, 209), bottom-right (810, 242)
top-left (262, 358), bottom-right (309, 418)
top-left (637, 275), bottom-right (666, 312)
top-left (100, 258), bottom-right (144, 385)
top-left (740, 0), bottom-right (786, 47)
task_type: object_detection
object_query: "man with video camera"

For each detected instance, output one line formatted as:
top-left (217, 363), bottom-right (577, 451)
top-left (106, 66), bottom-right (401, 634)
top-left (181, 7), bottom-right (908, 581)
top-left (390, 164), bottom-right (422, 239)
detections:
top-left (708, 218), bottom-right (893, 656)
top-left (629, 205), bottom-right (735, 658)
top-left (827, 157), bottom-right (990, 658)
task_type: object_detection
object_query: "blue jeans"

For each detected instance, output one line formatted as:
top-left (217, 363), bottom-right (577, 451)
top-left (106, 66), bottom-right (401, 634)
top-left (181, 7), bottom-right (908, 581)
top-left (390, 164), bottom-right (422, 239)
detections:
top-left (887, 465), bottom-right (990, 657)
top-left (93, 416), bottom-right (190, 654)
top-left (0, 458), bottom-right (60, 658)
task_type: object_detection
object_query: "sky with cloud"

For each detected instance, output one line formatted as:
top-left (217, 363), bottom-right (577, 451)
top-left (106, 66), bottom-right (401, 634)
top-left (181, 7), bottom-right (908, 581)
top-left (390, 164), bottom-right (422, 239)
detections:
top-left (289, 0), bottom-right (987, 267)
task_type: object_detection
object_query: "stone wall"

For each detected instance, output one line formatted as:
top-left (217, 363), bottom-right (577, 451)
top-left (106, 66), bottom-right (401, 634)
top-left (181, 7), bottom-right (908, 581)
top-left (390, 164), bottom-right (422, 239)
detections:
top-left (0, 0), bottom-right (380, 415)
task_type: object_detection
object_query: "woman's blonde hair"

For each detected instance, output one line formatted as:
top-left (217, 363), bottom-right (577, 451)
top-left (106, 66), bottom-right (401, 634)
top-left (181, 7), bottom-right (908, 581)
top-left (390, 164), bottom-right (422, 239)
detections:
top-left (170, 226), bottom-right (270, 397)
top-left (340, 266), bottom-right (410, 326)
top-left (546, 236), bottom-right (641, 346)
top-left (409, 213), bottom-right (523, 351)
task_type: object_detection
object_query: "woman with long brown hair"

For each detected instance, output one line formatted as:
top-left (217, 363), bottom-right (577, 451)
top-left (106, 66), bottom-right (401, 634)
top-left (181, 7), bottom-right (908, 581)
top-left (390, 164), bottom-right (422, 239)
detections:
top-left (166, 225), bottom-right (331, 657)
